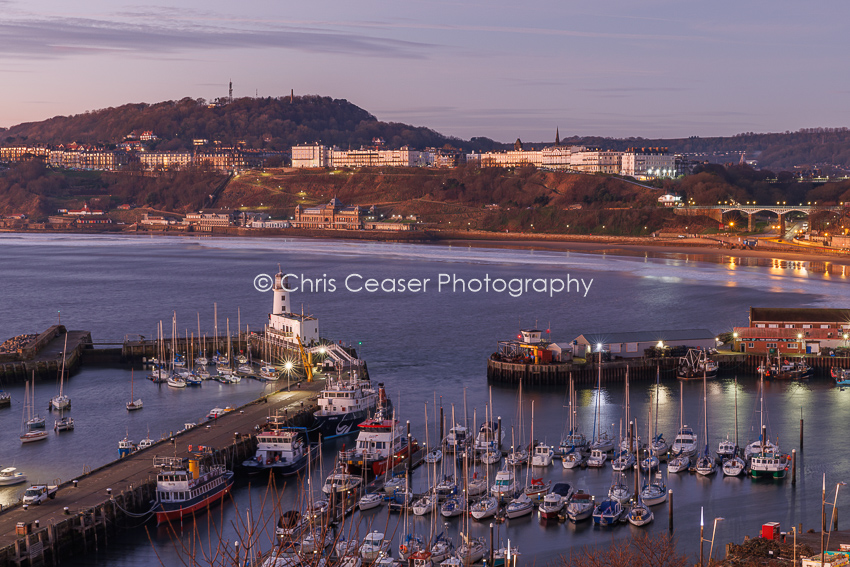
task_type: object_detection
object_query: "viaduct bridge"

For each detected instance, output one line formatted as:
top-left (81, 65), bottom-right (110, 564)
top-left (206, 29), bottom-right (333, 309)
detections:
top-left (676, 205), bottom-right (845, 232)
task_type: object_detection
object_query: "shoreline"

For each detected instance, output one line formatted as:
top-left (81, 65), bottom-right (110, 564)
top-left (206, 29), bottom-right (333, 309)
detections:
top-left (3, 226), bottom-right (848, 266)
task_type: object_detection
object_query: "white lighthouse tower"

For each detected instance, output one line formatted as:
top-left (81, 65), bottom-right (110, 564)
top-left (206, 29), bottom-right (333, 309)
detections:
top-left (272, 270), bottom-right (290, 315)
top-left (267, 268), bottom-right (319, 344)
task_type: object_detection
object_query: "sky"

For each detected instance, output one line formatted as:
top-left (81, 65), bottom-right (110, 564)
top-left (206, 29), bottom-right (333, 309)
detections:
top-left (1, 0), bottom-right (849, 142)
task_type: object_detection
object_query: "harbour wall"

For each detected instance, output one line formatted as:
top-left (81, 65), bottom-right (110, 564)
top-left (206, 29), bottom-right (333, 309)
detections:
top-left (0, 327), bottom-right (90, 384)
top-left (486, 353), bottom-right (847, 385)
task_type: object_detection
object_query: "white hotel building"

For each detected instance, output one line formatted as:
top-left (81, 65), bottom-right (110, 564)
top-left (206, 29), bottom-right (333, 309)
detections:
top-left (291, 144), bottom-right (433, 168)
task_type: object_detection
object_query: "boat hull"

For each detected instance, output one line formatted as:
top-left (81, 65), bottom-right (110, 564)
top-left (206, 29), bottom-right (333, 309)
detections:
top-left (311, 408), bottom-right (373, 440)
top-left (242, 454), bottom-right (309, 476)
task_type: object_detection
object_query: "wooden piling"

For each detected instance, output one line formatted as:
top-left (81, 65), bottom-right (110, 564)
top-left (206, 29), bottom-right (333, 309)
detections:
top-left (792, 449), bottom-right (796, 485)
top-left (668, 489), bottom-right (673, 531)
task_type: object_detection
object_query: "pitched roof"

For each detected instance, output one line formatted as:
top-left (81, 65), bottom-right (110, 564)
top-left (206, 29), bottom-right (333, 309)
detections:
top-left (576, 329), bottom-right (716, 345)
top-left (750, 307), bottom-right (850, 324)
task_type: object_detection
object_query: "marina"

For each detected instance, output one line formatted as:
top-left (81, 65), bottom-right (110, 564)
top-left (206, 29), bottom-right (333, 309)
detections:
top-left (1, 234), bottom-right (850, 566)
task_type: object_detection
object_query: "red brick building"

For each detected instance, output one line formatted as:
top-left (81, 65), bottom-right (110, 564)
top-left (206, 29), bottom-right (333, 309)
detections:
top-left (733, 307), bottom-right (850, 355)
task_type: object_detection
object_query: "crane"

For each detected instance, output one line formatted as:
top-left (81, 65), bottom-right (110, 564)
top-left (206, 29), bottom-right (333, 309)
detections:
top-left (296, 335), bottom-right (313, 382)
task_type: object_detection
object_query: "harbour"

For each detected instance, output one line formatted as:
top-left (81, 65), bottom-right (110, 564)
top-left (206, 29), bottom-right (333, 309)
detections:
top-left (1, 234), bottom-right (850, 566)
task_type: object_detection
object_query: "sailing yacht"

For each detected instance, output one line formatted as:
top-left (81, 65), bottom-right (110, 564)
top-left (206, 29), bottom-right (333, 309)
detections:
top-left (627, 460), bottom-right (654, 526)
top-left (50, 335), bottom-right (71, 411)
top-left (749, 374), bottom-right (789, 479)
top-left (722, 377), bottom-right (746, 477)
top-left (590, 351), bottom-right (614, 453)
top-left (668, 383), bottom-right (696, 473)
top-left (127, 369), bottom-right (143, 411)
top-left (695, 369), bottom-right (716, 476)
top-left (20, 381), bottom-right (48, 443)
top-left (559, 375), bottom-right (588, 458)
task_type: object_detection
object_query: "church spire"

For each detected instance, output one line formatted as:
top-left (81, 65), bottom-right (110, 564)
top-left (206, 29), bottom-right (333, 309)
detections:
top-left (555, 127), bottom-right (560, 146)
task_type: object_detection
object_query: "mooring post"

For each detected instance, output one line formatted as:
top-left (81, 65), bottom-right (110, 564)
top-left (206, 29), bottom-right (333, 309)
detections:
top-left (792, 449), bottom-right (796, 485)
top-left (668, 489), bottom-right (674, 531)
top-left (800, 408), bottom-right (804, 450)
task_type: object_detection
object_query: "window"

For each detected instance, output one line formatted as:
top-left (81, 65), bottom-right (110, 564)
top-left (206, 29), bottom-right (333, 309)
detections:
top-left (785, 324), bottom-right (795, 328)
top-left (821, 325), bottom-right (831, 329)
top-left (610, 343), bottom-right (621, 353)
top-left (803, 324), bottom-right (812, 329)
top-left (626, 342), bottom-right (638, 352)
top-left (768, 324), bottom-right (778, 328)
top-left (756, 324), bottom-right (765, 328)
top-left (749, 343), bottom-right (755, 348)
top-left (788, 343), bottom-right (799, 349)
top-left (766, 343), bottom-right (777, 348)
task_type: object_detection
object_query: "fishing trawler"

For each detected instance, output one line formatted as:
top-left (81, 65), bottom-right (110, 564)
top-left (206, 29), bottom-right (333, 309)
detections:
top-left (153, 448), bottom-right (234, 523)
top-left (677, 348), bottom-right (718, 379)
top-left (341, 404), bottom-right (421, 478)
top-left (311, 375), bottom-right (388, 439)
top-left (242, 415), bottom-right (314, 476)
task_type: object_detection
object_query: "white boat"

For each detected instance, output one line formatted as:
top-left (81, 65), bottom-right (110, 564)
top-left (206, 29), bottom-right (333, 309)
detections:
top-left (237, 364), bottom-right (253, 375)
top-left (196, 366), bottom-right (210, 380)
top-left (611, 450), bottom-right (636, 471)
top-left (627, 501), bottom-right (654, 526)
top-left (639, 471), bottom-right (668, 506)
top-left (586, 448), bottom-right (607, 468)
top-left (505, 448), bottom-right (528, 466)
top-left (607, 472), bottom-right (633, 504)
top-left (589, 351), bottom-right (614, 453)
top-left (671, 426), bottom-right (698, 457)
top-left (167, 375), bottom-right (186, 388)
top-left (717, 435), bottom-right (736, 460)
top-left (695, 369), bottom-right (716, 476)
top-left (671, 382), bottom-right (697, 457)
top-left (54, 416), bottom-right (74, 432)
top-left (127, 369), bottom-right (142, 411)
top-left (524, 477), bottom-right (550, 500)
top-left (505, 491), bottom-right (534, 518)
top-left (50, 335), bottom-right (71, 411)
top-left (723, 456), bottom-right (746, 477)
top-left (540, 482), bottom-right (573, 520)
top-left (139, 436), bottom-right (154, 450)
top-left (562, 448), bottom-right (585, 469)
top-left (531, 444), bottom-right (553, 467)
top-left (467, 474), bottom-right (488, 497)
top-left (566, 490), bottom-right (594, 522)
top-left (20, 381), bottom-right (48, 444)
top-left (667, 453), bottom-right (690, 473)
top-left (559, 376), bottom-right (588, 456)
top-left (195, 356), bottom-right (209, 366)
top-left (628, 454), bottom-right (654, 526)
top-left (490, 465), bottom-right (516, 500)
top-left (360, 531), bottom-right (391, 562)
top-left (431, 534), bottom-right (455, 563)
top-left (241, 416), bottom-right (313, 476)
top-left (640, 454), bottom-right (659, 473)
top-left (411, 493), bottom-right (435, 516)
top-left (0, 467), bottom-right (26, 485)
top-left (440, 494), bottom-right (467, 517)
top-left (322, 469), bottom-right (362, 495)
top-left (678, 348), bottom-right (718, 379)
top-left (298, 527), bottom-right (334, 554)
top-left (456, 535), bottom-right (486, 566)
top-left (359, 491), bottom-right (384, 511)
top-left (470, 495), bottom-right (499, 520)
top-left (237, 354), bottom-right (248, 364)
top-left (473, 420), bottom-right (503, 452)
top-left (383, 475), bottom-right (406, 495)
top-left (424, 448), bottom-right (442, 464)
top-left (480, 449), bottom-right (501, 465)
top-left (444, 424), bottom-right (470, 454)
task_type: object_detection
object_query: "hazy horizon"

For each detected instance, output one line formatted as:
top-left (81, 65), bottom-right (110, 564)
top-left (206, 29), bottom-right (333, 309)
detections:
top-left (1, 0), bottom-right (848, 142)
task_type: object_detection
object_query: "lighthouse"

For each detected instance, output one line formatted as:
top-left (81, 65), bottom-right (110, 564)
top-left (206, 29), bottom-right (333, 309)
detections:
top-left (272, 271), bottom-right (290, 315)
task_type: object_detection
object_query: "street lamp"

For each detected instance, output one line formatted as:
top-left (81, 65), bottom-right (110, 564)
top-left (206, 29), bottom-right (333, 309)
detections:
top-left (825, 480), bottom-right (847, 558)
top-left (699, 508), bottom-right (725, 567)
